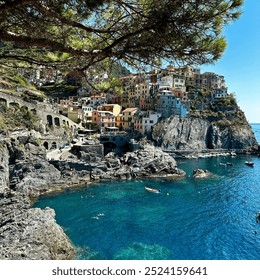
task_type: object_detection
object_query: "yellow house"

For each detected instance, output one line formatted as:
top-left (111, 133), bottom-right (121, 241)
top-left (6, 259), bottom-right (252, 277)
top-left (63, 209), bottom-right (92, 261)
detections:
top-left (121, 108), bottom-right (139, 130)
top-left (97, 104), bottom-right (121, 117)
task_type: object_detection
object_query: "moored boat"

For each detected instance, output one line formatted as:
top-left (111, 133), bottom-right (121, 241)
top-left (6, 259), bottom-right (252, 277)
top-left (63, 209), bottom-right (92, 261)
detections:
top-left (245, 161), bottom-right (254, 167)
top-left (144, 186), bottom-right (161, 193)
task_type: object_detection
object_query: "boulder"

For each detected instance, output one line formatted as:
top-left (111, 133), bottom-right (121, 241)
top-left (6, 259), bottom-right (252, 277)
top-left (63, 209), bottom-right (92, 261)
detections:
top-left (193, 169), bottom-right (213, 178)
top-left (110, 144), bottom-right (185, 179)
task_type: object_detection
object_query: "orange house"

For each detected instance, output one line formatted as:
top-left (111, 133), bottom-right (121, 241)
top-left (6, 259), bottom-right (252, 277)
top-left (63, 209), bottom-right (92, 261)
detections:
top-left (92, 110), bottom-right (116, 131)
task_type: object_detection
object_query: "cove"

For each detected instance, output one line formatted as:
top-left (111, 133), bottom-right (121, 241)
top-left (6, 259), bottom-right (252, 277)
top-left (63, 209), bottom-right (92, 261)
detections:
top-left (34, 154), bottom-right (260, 260)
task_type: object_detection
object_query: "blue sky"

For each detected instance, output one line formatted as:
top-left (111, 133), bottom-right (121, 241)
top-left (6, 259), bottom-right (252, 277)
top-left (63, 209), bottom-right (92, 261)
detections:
top-left (201, 0), bottom-right (260, 123)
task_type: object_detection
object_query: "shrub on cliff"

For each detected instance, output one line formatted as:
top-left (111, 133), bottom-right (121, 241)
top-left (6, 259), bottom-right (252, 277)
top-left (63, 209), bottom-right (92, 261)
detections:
top-left (216, 119), bottom-right (232, 129)
top-left (0, 105), bottom-right (40, 131)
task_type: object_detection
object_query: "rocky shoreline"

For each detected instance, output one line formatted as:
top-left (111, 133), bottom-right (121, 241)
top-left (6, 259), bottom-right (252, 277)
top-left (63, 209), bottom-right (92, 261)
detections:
top-left (1, 129), bottom-right (259, 260)
top-left (0, 136), bottom-right (78, 259)
top-left (0, 135), bottom-right (186, 260)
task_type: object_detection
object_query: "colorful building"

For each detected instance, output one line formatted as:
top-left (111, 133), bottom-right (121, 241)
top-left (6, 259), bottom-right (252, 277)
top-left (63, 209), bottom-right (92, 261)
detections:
top-left (134, 111), bottom-right (161, 134)
top-left (121, 108), bottom-right (139, 130)
top-left (97, 104), bottom-right (121, 117)
top-left (92, 110), bottom-right (116, 131)
top-left (156, 90), bottom-right (187, 118)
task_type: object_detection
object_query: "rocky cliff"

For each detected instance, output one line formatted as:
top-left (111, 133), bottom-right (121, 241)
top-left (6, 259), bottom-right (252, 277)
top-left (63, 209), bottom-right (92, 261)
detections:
top-left (152, 115), bottom-right (258, 151)
top-left (0, 138), bottom-right (75, 260)
top-left (0, 194), bottom-right (75, 260)
top-left (0, 135), bottom-right (185, 259)
top-left (89, 144), bottom-right (186, 181)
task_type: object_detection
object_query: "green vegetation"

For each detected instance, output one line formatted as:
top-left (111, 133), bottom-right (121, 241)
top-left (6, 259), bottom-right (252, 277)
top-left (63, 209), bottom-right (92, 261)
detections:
top-left (0, 66), bottom-right (46, 101)
top-left (0, 103), bottom-right (40, 131)
top-left (40, 82), bottom-right (80, 97)
top-left (0, 1), bottom-right (243, 71)
top-left (189, 90), bottom-right (248, 129)
top-left (215, 118), bottom-right (232, 129)
top-left (96, 78), bottom-right (123, 95)
top-left (5, 74), bottom-right (29, 88)
top-left (217, 94), bottom-right (237, 106)
top-left (0, 67), bottom-right (34, 89)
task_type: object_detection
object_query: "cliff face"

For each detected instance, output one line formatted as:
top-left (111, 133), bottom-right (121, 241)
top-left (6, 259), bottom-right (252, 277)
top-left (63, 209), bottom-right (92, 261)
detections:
top-left (152, 117), bottom-right (210, 150)
top-left (0, 195), bottom-right (75, 260)
top-left (207, 122), bottom-right (257, 149)
top-left (0, 139), bottom-right (75, 260)
top-left (152, 115), bottom-right (258, 151)
top-left (0, 142), bottom-right (9, 193)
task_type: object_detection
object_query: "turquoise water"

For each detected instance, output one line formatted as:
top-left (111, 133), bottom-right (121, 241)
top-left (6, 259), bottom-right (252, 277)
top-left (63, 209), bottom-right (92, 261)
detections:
top-left (252, 123), bottom-right (260, 143)
top-left (34, 124), bottom-right (260, 260)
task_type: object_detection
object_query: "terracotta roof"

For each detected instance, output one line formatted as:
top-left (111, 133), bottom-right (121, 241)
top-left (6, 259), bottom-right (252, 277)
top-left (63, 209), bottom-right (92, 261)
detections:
top-left (122, 108), bottom-right (138, 112)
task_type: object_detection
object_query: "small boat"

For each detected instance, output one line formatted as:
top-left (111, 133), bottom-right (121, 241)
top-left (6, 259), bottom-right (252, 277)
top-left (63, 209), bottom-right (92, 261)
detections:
top-left (145, 186), bottom-right (161, 193)
top-left (245, 161), bottom-right (254, 167)
top-left (231, 152), bottom-right (237, 157)
top-left (226, 162), bottom-right (233, 166)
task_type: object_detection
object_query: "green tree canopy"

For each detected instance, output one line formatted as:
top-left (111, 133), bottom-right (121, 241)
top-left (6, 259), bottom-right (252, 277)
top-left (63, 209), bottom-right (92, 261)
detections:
top-left (0, 0), bottom-right (243, 70)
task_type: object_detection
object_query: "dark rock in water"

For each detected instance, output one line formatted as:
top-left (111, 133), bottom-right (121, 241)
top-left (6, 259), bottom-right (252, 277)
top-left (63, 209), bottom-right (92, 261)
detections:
top-left (256, 212), bottom-right (260, 224)
top-left (193, 169), bottom-right (213, 179)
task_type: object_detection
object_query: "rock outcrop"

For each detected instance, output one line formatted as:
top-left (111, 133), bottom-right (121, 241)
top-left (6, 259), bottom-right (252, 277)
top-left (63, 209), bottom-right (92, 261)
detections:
top-left (152, 116), bottom-right (258, 151)
top-left (152, 117), bottom-right (210, 150)
top-left (0, 141), bottom-right (9, 194)
top-left (193, 169), bottom-right (213, 179)
top-left (0, 138), bottom-right (76, 260)
top-left (90, 144), bottom-right (186, 181)
top-left (0, 193), bottom-right (74, 260)
top-left (207, 123), bottom-right (257, 149)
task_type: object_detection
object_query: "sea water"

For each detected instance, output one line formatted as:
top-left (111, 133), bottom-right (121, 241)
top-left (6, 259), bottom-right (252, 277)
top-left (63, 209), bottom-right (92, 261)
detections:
top-left (252, 123), bottom-right (260, 144)
top-left (34, 124), bottom-right (260, 260)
